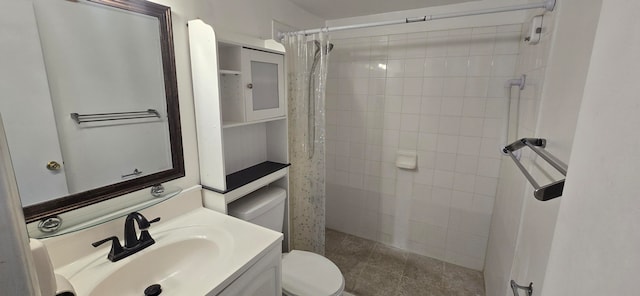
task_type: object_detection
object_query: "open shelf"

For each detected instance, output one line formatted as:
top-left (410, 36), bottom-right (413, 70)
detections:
top-left (223, 116), bottom-right (286, 128)
top-left (219, 69), bottom-right (241, 75)
top-left (205, 161), bottom-right (290, 194)
top-left (226, 161), bottom-right (290, 192)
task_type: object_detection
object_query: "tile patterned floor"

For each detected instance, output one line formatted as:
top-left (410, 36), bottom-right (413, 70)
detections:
top-left (325, 228), bottom-right (485, 296)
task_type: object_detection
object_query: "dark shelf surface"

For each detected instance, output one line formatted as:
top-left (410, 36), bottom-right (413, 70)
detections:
top-left (204, 161), bottom-right (290, 194)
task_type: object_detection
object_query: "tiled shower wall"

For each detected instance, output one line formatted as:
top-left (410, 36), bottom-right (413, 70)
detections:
top-left (484, 13), bottom-right (556, 295)
top-left (325, 25), bottom-right (522, 270)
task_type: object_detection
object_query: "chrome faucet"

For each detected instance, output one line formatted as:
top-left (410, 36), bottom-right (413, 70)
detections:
top-left (92, 212), bottom-right (160, 262)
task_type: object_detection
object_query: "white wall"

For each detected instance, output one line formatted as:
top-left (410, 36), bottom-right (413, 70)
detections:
top-left (484, 0), bottom-right (602, 294)
top-left (541, 0), bottom-right (640, 294)
top-left (198, 0), bottom-right (324, 39)
top-left (326, 0), bottom-right (532, 39)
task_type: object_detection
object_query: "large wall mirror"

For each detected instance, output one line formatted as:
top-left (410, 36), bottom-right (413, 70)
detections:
top-left (1, 0), bottom-right (184, 224)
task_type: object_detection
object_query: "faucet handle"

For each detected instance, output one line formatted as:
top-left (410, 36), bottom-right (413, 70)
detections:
top-left (138, 217), bottom-right (160, 244)
top-left (140, 217), bottom-right (161, 230)
top-left (92, 236), bottom-right (122, 248)
top-left (92, 236), bottom-right (125, 262)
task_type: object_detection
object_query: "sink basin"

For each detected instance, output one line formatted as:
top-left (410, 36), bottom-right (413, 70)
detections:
top-left (54, 208), bottom-right (282, 296)
top-left (90, 236), bottom-right (219, 296)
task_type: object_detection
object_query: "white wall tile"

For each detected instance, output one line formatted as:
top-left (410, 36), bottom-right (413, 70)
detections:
top-left (412, 183), bottom-right (432, 200)
top-left (451, 190), bottom-right (474, 210)
top-left (417, 150), bottom-right (436, 168)
top-left (369, 78), bottom-right (386, 95)
top-left (431, 187), bottom-right (453, 206)
top-left (464, 77), bottom-right (490, 97)
top-left (402, 96), bottom-right (422, 114)
top-left (485, 97), bottom-right (508, 118)
top-left (399, 131), bottom-right (419, 149)
top-left (470, 33), bottom-right (496, 56)
top-left (405, 38), bottom-right (428, 58)
top-left (409, 200), bottom-right (450, 228)
top-left (366, 128), bottom-right (383, 144)
top-left (459, 117), bottom-right (484, 136)
top-left (477, 158), bottom-right (501, 178)
top-left (385, 95), bottom-right (403, 113)
top-left (421, 97), bottom-right (443, 115)
top-left (474, 176), bottom-right (498, 196)
top-left (455, 155), bottom-right (479, 174)
top-left (438, 116), bottom-right (461, 135)
top-left (384, 112), bottom-right (401, 130)
top-left (403, 78), bottom-right (424, 96)
top-left (365, 144), bottom-right (382, 160)
top-left (453, 173), bottom-right (476, 193)
top-left (482, 118), bottom-right (502, 138)
top-left (441, 97), bottom-right (464, 116)
top-left (493, 31), bottom-right (521, 55)
top-left (462, 98), bottom-right (487, 117)
top-left (446, 57), bottom-right (469, 77)
top-left (387, 59), bottom-right (404, 77)
top-left (382, 130), bottom-right (400, 147)
top-left (425, 36), bottom-right (448, 57)
top-left (435, 152), bottom-right (457, 171)
top-left (418, 133), bottom-right (438, 151)
top-left (388, 39), bottom-right (407, 59)
top-left (443, 77), bottom-right (467, 97)
top-left (414, 167), bottom-right (434, 185)
top-left (326, 25), bottom-right (519, 271)
top-left (492, 55), bottom-right (518, 76)
top-left (447, 35), bottom-right (471, 56)
top-left (400, 114), bottom-right (420, 131)
top-left (436, 135), bottom-right (458, 152)
top-left (404, 58), bottom-right (426, 77)
top-left (419, 115), bottom-right (440, 133)
top-left (424, 57), bottom-right (447, 77)
top-left (386, 78), bottom-right (404, 95)
top-left (433, 170), bottom-right (455, 189)
top-left (457, 136), bottom-right (482, 156)
top-left (422, 77), bottom-right (445, 96)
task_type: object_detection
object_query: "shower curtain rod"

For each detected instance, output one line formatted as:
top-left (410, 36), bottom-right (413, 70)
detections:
top-left (278, 0), bottom-right (556, 39)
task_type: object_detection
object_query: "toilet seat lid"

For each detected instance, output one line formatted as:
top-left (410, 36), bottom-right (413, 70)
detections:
top-left (282, 250), bottom-right (344, 296)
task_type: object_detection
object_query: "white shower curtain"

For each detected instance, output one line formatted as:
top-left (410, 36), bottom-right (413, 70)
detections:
top-left (284, 32), bottom-right (331, 254)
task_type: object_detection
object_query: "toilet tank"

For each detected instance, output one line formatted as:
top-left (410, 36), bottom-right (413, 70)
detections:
top-left (227, 186), bottom-right (286, 233)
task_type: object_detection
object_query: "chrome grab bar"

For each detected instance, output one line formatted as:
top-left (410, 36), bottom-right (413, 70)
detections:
top-left (70, 109), bottom-right (161, 124)
top-left (503, 138), bottom-right (567, 201)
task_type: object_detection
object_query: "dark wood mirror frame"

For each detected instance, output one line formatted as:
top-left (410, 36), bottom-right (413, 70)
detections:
top-left (23, 0), bottom-right (184, 223)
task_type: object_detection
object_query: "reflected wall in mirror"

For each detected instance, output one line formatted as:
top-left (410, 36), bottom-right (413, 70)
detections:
top-left (0, 0), bottom-right (184, 223)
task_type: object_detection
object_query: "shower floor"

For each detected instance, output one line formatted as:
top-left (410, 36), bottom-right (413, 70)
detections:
top-left (325, 228), bottom-right (485, 296)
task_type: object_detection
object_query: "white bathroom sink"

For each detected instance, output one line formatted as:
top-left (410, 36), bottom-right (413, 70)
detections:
top-left (54, 208), bottom-right (282, 296)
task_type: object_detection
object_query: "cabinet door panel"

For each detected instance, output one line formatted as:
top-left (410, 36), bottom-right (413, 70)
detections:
top-left (250, 61), bottom-right (280, 110)
top-left (242, 48), bottom-right (285, 122)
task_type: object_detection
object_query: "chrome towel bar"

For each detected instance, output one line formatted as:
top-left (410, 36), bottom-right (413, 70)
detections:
top-left (70, 109), bottom-right (161, 124)
top-left (503, 138), bottom-right (567, 201)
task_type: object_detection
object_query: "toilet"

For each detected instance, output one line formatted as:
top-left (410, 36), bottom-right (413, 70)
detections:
top-left (227, 186), bottom-right (345, 296)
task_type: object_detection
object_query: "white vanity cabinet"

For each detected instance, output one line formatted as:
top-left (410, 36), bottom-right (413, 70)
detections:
top-left (187, 20), bottom-right (291, 251)
top-left (215, 244), bottom-right (282, 296)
